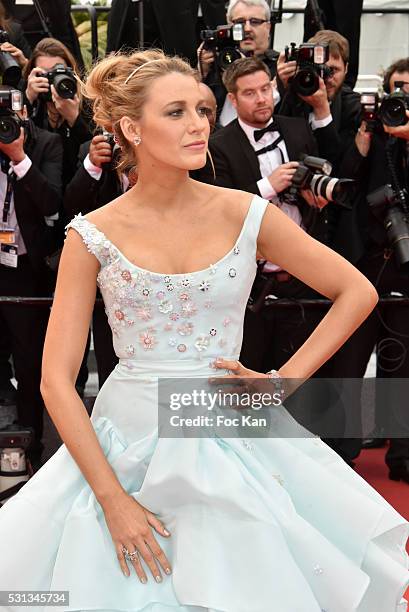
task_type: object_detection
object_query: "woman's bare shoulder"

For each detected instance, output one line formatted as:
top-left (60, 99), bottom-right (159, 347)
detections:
top-left (82, 195), bottom-right (125, 233)
top-left (190, 179), bottom-right (255, 221)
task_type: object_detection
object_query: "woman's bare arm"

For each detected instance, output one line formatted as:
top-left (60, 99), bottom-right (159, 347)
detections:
top-left (41, 229), bottom-right (172, 581)
top-left (40, 229), bottom-right (125, 503)
top-left (256, 203), bottom-right (378, 379)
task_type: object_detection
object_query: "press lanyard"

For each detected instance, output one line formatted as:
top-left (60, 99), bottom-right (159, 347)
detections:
top-left (2, 171), bottom-right (16, 224)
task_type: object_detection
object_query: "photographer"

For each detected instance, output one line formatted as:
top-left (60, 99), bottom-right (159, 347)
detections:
top-left (198, 0), bottom-right (278, 125)
top-left (0, 85), bottom-right (63, 466)
top-left (0, 0), bottom-right (31, 71)
top-left (277, 30), bottom-right (361, 171)
top-left (303, 0), bottom-right (363, 89)
top-left (23, 37), bottom-right (92, 189)
top-left (324, 59), bottom-right (409, 477)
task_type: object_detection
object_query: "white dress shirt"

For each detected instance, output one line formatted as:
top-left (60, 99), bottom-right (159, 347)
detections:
top-left (0, 155), bottom-right (32, 256)
top-left (237, 117), bottom-right (305, 272)
top-left (84, 154), bottom-right (129, 192)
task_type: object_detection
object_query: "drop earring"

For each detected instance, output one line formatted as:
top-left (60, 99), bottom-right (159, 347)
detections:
top-left (134, 135), bottom-right (142, 146)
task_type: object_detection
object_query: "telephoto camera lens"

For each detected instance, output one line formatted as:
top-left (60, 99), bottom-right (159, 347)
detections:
top-left (310, 175), bottom-right (354, 203)
top-left (0, 115), bottom-right (20, 144)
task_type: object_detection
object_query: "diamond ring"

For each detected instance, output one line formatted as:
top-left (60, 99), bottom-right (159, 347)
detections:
top-left (122, 546), bottom-right (139, 561)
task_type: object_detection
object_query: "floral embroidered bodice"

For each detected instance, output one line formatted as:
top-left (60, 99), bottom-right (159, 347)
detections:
top-left (66, 195), bottom-right (268, 363)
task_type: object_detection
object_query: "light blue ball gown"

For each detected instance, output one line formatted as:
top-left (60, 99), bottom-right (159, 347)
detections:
top-left (0, 195), bottom-right (408, 612)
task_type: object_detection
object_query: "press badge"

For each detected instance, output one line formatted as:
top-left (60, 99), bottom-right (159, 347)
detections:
top-left (0, 243), bottom-right (18, 268)
top-left (0, 228), bottom-right (16, 244)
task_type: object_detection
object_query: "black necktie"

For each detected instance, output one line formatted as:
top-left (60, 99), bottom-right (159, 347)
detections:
top-left (254, 120), bottom-right (280, 142)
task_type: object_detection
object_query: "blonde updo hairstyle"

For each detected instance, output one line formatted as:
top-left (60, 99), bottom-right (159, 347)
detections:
top-left (84, 49), bottom-right (199, 176)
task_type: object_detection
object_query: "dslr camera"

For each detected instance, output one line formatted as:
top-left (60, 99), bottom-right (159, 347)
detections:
top-left (200, 23), bottom-right (245, 71)
top-left (0, 86), bottom-right (24, 144)
top-left (39, 63), bottom-right (77, 102)
top-left (0, 30), bottom-right (22, 87)
top-left (379, 81), bottom-right (409, 128)
top-left (284, 155), bottom-right (354, 206)
top-left (360, 92), bottom-right (383, 133)
top-left (284, 42), bottom-right (332, 97)
top-left (368, 184), bottom-right (409, 269)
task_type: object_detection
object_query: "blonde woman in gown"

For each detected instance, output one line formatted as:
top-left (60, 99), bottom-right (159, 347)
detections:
top-left (0, 49), bottom-right (407, 612)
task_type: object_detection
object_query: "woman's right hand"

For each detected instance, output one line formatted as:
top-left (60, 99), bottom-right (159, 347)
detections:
top-left (101, 491), bottom-right (172, 582)
top-left (26, 67), bottom-right (50, 105)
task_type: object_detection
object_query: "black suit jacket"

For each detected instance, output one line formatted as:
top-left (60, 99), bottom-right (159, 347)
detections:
top-left (12, 121), bottom-right (63, 272)
top-left (64, 141), bottom-right (122, 218)
top-left (196, 115), bottom-right (326, 235)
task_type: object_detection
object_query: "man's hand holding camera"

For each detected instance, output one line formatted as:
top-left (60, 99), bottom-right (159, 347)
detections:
top-left (299, 77), bottom-right (331, 121)
top-left (26, 67), bottom-right (50, 105)
top-left (0, 127), bottom-right (25, 164)
top-left (267, 161), bottom-right (328, 209)
top-left (197, 42), bottom-right (215, 80)
top-left (383, 110), bottom-right (409, 141)
top-left (89, 134), bottom-right (113, 169)
top-left (268, 161), bottom-right (299, 193)
top-left (277, 51), bottom-right (296, 90)
top-left (0, 41), bottom-right (27, 68)
top-left (355, 121), bottom-right (372, 157)
top-left (300, 189), bottom-right (328, 210)
top-left (50, 84), bottom-right (80, 127)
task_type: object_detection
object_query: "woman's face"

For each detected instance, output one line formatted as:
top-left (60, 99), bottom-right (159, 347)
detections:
top-left (126, 72), bottom-right (210, 172)
top-left (34, 55), bottom-right (67, 72)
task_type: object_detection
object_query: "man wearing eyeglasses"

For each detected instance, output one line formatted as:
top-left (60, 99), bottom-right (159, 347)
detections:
top-left (198, 0), bottom-right (279, 126)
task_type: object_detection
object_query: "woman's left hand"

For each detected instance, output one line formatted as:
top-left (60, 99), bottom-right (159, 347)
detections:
top-left (50, 84), bottom-right (80, 127)
top-left (209, 358), bottom-right (274, 397)
top-left (0, 42), bottom-right (28, 68)
top-left (211, 358), bottom-right (265, 380)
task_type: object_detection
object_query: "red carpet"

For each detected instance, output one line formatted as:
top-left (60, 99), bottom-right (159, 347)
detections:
top-left (355, 446), bottom-right (409, 607)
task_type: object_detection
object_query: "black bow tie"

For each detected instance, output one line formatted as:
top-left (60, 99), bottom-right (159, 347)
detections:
top-left (254, 120), bottom-right (280, 142)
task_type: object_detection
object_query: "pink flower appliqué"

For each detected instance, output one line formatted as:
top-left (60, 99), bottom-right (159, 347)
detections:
top-left (181, 301), bottom-right (197, 318)
top-left (140, 331), bottom-right (156, 350)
